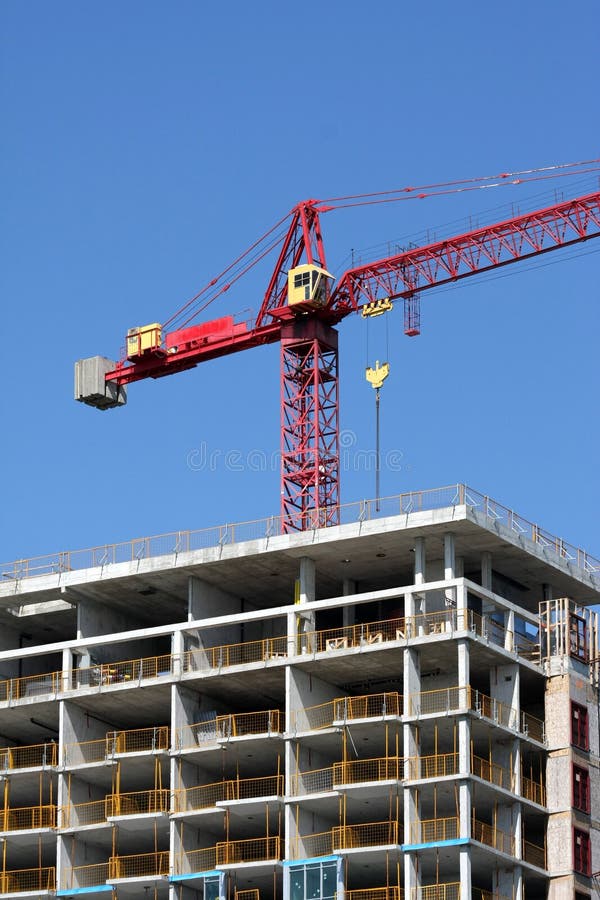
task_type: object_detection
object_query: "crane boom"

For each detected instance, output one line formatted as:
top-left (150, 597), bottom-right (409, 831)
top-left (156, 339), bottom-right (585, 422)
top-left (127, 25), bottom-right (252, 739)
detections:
top-left (75, 189), bottom-right (600, 531)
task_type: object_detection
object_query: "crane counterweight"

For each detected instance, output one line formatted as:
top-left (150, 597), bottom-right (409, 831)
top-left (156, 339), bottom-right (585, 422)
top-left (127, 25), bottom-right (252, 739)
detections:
top-left (74, 356), bottom-right (127, 410)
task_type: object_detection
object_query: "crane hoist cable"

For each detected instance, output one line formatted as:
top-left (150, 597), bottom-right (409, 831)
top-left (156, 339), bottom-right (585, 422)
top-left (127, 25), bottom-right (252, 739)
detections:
top-left (365, 360), bottom-right (390, 512)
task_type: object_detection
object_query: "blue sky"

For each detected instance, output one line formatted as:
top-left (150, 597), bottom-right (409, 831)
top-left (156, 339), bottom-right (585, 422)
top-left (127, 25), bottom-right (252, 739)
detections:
top-left (1, 0), bottom-right (599, 568)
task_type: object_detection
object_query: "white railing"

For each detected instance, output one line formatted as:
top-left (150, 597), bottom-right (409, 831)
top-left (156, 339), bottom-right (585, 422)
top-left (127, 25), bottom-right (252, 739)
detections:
top-left (2, 483), bottom-right (598, 581)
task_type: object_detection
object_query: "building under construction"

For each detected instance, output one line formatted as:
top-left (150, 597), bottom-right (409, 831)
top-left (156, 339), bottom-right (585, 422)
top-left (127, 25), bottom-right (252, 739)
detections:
top-left (0, 484), bottom-right (598, 900)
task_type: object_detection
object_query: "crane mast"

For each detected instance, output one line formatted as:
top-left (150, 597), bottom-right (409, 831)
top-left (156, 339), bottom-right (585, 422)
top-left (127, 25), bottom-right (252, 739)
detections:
top-left (75, 190), bottom-right (600, 532)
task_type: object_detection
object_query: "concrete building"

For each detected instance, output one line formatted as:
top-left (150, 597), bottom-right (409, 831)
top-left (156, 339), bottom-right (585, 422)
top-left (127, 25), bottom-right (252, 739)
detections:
top-left (0, 483), bottom-right (598, 900)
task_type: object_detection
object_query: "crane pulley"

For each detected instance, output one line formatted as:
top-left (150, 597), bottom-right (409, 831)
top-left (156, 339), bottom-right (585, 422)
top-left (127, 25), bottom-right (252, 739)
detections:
top-left (74, 175), bottom-right (600, 533)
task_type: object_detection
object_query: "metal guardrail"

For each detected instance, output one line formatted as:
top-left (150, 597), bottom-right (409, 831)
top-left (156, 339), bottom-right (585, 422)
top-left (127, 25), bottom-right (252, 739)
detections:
top-left (415, 887), bottom-right (460, 900)
top-left (0, 866), bottom-right (56, 893)
top-left (292, 691), bottom-right (401, 732)
top-left (0, 804), bottom-right (56, 832)
top-left (411, 816), bottom-right (458, 844)
top-left (2, 483), bottom-right (598, 582)
top-left (62, 862), bottom-right (110, 890)
top-left (345, 889), bottom-right (403, 900)
top-left (175, 709), bottom-right (283, 750)
top-left (173, 775), bottom-right (284, 812)
top-left (332, 821), bottom-right (399, 851)
top-left (106, 789), bottom-right (169, 817)
top-left (109, 850), bottom-right (169, 879)
top-left (0, 741), bottom-right (57, 770)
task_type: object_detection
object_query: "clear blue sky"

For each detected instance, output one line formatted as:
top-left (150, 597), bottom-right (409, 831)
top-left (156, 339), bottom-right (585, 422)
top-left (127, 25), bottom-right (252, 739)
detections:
top-left (1, 0), bottom-right (598, 568)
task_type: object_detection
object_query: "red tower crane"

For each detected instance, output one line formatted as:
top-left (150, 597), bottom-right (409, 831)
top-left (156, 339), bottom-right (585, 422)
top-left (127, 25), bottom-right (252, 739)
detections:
top-left (75, 186), bottom-right (600, 532)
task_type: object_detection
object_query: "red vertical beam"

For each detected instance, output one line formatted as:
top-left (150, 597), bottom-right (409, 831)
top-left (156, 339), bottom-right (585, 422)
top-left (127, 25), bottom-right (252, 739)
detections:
top-left (280, 320), bottom-right (339, 532)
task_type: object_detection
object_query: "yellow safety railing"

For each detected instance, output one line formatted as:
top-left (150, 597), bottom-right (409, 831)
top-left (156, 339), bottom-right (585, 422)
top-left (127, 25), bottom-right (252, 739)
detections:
top-left (293, 691), bottom-right (401, 731)
top-left (299, 606), bottom-right (540, 657)
top-left (174, 846), bottom-right (217, 874)
top-left (231, 774), bottom-right (283, 800)
top-left (0, 866), bottom-right (56, 893)
top-left (299, 616), bottom-right (405, 655)
top-left (59, 798), bottom-right (107, 829)
top-left (405, 752), bottom-right (459, 780)
top-left (109, 725), bottom-right (170, 754)
top-left (0, 670), bottom-right (61, 702)
top-left (0, 804), bottom-right (56, 832)
top-left (414, 885), bottom-right (460, 900)
top-left (216, 835), bottom-right (281, 865)
top-left (332, 821), bottom-right (399, 850)
top-left (0, 741), bottom-right (57, 770)
top-left (471, 817), bottom-right (515, 856)
top-left (74, 654), bottom-right (173, 689)
top-left (236, 891), bottom-right (260, 900)
top-left (407, 686), bottom-right (546, 744)
top-left (405, 751), bottom-right (545, 807)
top-left (335, 692), bottom-right (402, 721)
top-left (520, 710), bottom-right (545, 743)
top-left (62, 862), bottom-right (110, 889)
top-left (521, 773), bottom-right (545, 806)
top-left (472, 754), bottom-right (511, 791)
top-left (63, 737), bottom-right (107, 767)
top-left (109, 850), bottom-right (169, 879)
top-left (295, 699), bottom-right (336, 731)
top-left (345, 888), bottom-right (403, 900)
top-left (294, 830), bottom-right (333, 859)
top-left (410, 817), bottom-right (458, 844)
top-left (289, 766), bottom-right (333, 796)
top-left (64, 726), bottom-right (169, 765)
top-left (173, 775), bottom-right (283, 812)
top-left (409, 685), bottom-right (468, 716)
top-left (333, 757), bottom-right (402, 785)
top-left (184, 636), bottom-right (288, 672)
top-left (522, 838), bottom-right (546, 869)
top-left (106, 789), bottom-right (169, 817)
top-left (220, 709), bottom-right (284, 737)
top-left (175, 709), bottom-right (283, 749)
top-left (173, 780), bottom-right (228, 812)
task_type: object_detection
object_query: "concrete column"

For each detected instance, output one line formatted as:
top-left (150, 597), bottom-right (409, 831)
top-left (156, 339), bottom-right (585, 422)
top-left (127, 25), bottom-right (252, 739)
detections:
top-left (504, 608), bottom-right (515, 652)
top-left (444, 533), bottom-right (456, 608)
top-left (403, 647), bottom-right (421, 715)
top-left (295, 559), bottom-right (316, 650)
top-left (403, 850), bottom-right (420, 898)
top-left (455, 556), bottom-right (464, 578)
top-left (459, 846), bottom-right (471, 897)
top-left (458, 639), bottom-right (470, 688)
top-left (481, 551), bottom-right (492, 591)
top-left (299, 557), bottom-right (316, 604)
top-left (514, 865), bottom-right (523, 900)
top-left (414, 537), bottom-right (426, 585)
top-left (458, 639), bottom-right (471, 842)
top-left (284, 667), bottom-right (295, 859)
top-left (61, 647), bottom-right (73, 692)
top-left (444, 533), bottom-right (455, 579)
top-left (480, 551), bottom-right (497, 624)
top-left (171, 630), bottom-right (184, 678)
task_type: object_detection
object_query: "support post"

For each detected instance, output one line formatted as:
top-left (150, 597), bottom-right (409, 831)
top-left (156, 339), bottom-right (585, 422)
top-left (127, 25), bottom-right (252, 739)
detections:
top-left (280, 320), bottom-right (339, 532)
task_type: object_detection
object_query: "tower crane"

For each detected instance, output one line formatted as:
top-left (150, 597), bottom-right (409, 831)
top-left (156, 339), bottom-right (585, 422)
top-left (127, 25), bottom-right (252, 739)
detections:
top-left (75, 175), bottom-right (600, 533)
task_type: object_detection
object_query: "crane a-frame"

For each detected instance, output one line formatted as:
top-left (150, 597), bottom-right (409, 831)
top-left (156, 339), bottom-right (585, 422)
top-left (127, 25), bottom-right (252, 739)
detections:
top-left (75, 185), bottom-right (600, 532)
